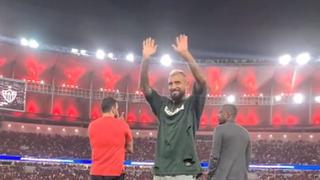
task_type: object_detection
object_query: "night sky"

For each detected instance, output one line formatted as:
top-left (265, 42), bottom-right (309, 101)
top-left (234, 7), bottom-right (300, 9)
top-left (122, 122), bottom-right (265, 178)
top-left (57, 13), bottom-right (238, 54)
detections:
top-left (0, 0), bottom-right (320, 58)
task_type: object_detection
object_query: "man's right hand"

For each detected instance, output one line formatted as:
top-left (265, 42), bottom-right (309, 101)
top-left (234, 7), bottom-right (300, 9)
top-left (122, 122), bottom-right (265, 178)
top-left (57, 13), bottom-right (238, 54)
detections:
top-left (142, 37), bottom-right (157, 60)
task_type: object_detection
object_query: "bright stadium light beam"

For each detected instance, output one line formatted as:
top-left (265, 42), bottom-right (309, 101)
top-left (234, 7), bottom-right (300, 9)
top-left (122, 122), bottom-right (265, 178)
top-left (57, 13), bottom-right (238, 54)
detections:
top-left (283, 134), bottom-right (287, 139)
top-left (28, 39), bottom-right (39, 49)
top-left (95, 49), bottom-right (106, 60)
top-left (107, 52), bottom-right (114, 59)
top-left (126, 53), bottom-right (134, 62)
top-left (293, 93), bottom-right (304, 104)
top-left (20, 38), bottom-right (29, 46)
top-left (71, 48), bottom-right (79, 54)
top-left (80, 50), bottom-right (88, 56)
top-left (160, 54), bottom-right (172, 67)
top-left (278, 54), bottom-right (292, 65)
top-left (296, 52), bottom-right (311, 65)
top-left (275, 95), bottom-right (282, 102)
top-left (315, 96), bottom-right (320, 103)
top-left (227, 95), bottom-right (236, 103)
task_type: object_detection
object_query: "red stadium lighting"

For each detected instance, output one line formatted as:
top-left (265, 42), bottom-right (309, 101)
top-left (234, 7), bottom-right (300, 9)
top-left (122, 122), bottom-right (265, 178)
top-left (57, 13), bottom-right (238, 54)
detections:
top-left (68, 108), bottom-right (76, 117)
top-left (53, 107), bottom-right (61, 115)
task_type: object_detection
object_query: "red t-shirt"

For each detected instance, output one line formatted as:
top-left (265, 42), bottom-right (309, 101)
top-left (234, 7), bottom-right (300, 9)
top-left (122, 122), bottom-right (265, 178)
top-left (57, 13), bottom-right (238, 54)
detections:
top-left (88, 116), bottom-right (132, 176)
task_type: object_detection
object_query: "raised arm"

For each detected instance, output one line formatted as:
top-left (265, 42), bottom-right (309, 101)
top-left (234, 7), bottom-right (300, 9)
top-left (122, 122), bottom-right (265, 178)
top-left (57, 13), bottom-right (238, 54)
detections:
top-left (172, 34), bottom-right (207, 89)
top-left (139, 37), bottom-right (157, 95)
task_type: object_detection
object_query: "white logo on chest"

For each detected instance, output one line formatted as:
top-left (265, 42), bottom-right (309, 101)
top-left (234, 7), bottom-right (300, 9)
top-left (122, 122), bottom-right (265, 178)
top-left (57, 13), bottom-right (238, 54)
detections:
top-left (164, 104), bottom-right (184, 116)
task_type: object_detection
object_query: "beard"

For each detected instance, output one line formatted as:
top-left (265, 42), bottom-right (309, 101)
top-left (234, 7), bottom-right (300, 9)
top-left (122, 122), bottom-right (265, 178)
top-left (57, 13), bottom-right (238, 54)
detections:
top-left (218, 118), bottom-right (227, 124)
top-left (170, 90), bottom-right (185, 102)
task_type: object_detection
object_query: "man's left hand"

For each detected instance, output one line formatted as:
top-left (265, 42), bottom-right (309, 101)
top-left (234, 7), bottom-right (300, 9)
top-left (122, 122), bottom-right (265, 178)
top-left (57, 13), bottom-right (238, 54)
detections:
top-left (172, 34), bottom-right (190, 58)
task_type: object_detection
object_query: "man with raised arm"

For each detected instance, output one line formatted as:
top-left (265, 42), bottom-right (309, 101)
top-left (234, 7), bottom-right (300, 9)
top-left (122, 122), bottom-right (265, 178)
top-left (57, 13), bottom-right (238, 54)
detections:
top-left (140, 34), bottom-right (207, 180)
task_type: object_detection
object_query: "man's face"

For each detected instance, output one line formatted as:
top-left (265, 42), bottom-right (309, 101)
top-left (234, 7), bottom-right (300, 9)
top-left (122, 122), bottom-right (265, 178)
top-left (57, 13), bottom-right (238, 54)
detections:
top-left (217, 108), bottom-right (229, 124)
top-left (168, 73), bottom-right (188, 102)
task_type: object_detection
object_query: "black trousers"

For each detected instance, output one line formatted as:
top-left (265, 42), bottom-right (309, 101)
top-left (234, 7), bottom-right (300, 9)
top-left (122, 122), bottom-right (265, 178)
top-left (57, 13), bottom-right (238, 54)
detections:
top-left (91, 174), bottom-right (125, 180)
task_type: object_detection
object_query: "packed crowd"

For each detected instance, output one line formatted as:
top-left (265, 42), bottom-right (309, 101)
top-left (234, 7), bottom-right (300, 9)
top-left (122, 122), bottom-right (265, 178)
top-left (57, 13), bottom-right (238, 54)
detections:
top-left (251, 140), bottom-right (320, 165)
top-left (0, 131), bottom-right (91, 159)
top-left (0, 162), bottom-right (89, 180)
top-left (197, 139), bottom-right (320, 165)
top-left (0, 162), bottom-right (152, 180)
top-left (1, 131), bottom-right (319, 165)
top-left (0, 162), bottom-right (319, 180)
top-left (254, 170), bottom-right (320, 180)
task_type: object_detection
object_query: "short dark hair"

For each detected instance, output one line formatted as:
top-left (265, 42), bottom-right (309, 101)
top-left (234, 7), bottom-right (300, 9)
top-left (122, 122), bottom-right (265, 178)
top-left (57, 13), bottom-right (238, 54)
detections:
top-left (169, 69), bottom-right (187, 77)
top-left (222, 104), bottom-right (238, 118)
top-left (101, 97), bottom-right (117, 113)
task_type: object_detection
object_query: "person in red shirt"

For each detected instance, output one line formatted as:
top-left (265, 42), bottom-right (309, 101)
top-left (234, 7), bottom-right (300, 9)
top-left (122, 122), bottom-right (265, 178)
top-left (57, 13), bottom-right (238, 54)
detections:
top-left (89, 97), bottom-right (133, 180)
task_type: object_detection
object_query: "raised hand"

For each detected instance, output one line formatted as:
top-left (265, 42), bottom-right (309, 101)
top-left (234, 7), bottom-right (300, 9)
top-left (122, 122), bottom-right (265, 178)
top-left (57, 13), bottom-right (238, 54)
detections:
top-left (142, 37), bottom-right (157, 60)
top-left (172, 34), bottom-right (189, 57)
